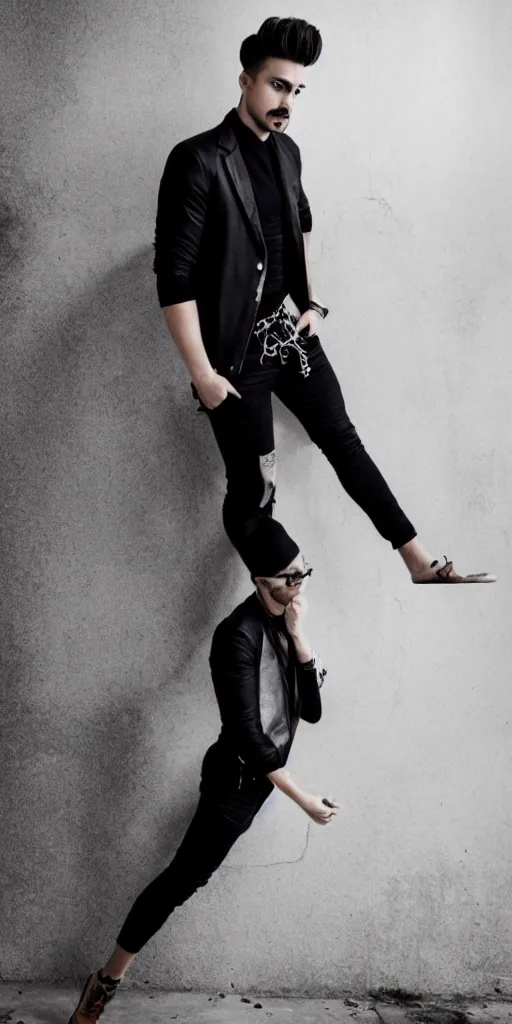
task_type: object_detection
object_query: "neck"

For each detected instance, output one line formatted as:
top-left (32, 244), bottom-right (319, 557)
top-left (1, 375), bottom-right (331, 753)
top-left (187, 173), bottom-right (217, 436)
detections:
top-left (236, 102), bottom-right (269, 142)
top-left (256, 586), bottom-right (285, 617)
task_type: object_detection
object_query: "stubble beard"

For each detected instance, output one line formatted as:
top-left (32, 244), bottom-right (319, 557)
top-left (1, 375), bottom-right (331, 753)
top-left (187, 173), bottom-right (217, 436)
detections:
top-left (247, 102), bottom-right (288, 135)
top-left (269, 586), bottom-right (295, 607)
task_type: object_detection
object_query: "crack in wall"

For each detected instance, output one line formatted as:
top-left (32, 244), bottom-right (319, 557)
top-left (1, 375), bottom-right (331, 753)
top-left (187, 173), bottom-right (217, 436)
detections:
top-left (365, 194), bottom-right (395, 218)
top-left (223, 824), bottom-right (312, 870)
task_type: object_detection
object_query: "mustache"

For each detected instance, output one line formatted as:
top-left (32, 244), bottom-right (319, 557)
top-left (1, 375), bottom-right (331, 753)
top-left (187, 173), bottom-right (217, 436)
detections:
top-left (269, 111), bottom-right (289, 119)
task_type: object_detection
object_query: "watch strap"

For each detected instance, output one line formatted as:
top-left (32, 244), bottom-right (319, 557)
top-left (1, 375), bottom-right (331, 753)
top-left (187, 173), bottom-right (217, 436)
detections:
top-left (309, 300), bottom-right (329, 319)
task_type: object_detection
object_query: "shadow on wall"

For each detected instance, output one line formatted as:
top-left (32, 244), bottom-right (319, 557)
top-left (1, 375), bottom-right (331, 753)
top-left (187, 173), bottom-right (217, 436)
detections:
top-left (0, 245), bottom-right (240, 981)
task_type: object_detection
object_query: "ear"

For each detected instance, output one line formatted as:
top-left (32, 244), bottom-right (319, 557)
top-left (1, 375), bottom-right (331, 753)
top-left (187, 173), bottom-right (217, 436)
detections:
top-left (239, 71), bottom-right (249, 90)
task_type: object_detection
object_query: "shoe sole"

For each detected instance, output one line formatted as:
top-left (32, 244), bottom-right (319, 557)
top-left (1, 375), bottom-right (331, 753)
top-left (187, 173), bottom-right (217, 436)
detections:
top-left (68, 971), bottom-right (94, 1024)
top-left (413, 576), bottom-right (497, 584)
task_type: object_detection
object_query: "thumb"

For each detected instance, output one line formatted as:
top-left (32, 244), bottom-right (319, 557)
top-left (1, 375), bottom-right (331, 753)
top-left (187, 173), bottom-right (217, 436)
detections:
top-left (226, 381), bottom-right (242, 399)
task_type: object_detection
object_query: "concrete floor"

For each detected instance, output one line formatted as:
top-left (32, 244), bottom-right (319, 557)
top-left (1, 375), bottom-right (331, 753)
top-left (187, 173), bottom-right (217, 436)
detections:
top-left (1, 987), bottom-right (512, 1024)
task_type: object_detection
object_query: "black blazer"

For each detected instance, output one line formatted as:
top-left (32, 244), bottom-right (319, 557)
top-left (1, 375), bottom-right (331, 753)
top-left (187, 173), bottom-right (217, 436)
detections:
top-left (153, 107), bottom-right (312, 378)
top-left (209, 593), bottom-right (326, 776)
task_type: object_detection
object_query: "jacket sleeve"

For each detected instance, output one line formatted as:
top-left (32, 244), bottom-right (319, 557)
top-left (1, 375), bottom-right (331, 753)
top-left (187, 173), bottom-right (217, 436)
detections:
top-left (296, 149), bottom-right (313, 233)
top-left (209, 623), bottom-right (283, 774)
top-left (298, 183), bottom-right (313, 233)
top-left (153, 141), bottom-right (211, 307)
top-left (297, 652), bottom-right (326, 724)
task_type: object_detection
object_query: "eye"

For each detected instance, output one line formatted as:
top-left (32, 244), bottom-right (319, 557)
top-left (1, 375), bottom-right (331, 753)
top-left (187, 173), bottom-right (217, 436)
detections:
top-left (271, 81), bottom-right (283, 90)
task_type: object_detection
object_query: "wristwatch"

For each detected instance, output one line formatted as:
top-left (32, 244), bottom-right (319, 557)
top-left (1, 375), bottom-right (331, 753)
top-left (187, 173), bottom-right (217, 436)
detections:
top-left (309, 300), bottom-right (329, 319)
top-left (300, 651), bottom-right (327, 688)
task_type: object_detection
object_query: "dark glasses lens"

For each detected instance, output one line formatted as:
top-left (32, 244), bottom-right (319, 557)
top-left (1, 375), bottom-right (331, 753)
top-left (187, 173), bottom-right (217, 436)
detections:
top-left (285, 567), bottom-right (313, 587)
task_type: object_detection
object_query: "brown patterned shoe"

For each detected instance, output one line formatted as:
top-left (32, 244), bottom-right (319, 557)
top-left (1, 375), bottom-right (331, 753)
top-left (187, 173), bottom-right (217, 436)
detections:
top-left (412, 555), bottom-right (497, 584)
top-left (68, 970), bottom-right (120, 1023)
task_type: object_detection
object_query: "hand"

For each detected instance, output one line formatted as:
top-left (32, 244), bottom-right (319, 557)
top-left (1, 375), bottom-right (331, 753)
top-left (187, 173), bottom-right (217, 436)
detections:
top-left (295, 308), bottom-right (322, 338)
top-left (300, 793), bottom-right (340, 826)
top-left (194, 370), bottom-right (242, 410)
top-left (284, 593), bottom-right (308, 639)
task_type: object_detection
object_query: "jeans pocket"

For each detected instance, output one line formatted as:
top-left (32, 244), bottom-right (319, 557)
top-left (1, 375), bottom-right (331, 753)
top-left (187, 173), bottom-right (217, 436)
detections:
top-left (217, 757), bottom-right (259, 827)
top-left (219, 789), bottom-right (258, 828)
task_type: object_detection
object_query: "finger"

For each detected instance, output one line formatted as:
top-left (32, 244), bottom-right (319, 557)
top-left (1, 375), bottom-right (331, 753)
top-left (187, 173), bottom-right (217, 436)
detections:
top-left (226, 382), bottom-right (242, 399)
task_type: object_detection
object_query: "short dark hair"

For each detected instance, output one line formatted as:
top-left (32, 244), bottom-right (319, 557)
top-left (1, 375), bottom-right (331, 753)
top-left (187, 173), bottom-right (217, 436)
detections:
top-left (240, 17), bottom-right (322, 76)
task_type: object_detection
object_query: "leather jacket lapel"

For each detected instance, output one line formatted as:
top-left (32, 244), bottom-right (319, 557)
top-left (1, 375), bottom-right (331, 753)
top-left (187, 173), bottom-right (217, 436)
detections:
top-left (220, 109), bottom-right (265, 253)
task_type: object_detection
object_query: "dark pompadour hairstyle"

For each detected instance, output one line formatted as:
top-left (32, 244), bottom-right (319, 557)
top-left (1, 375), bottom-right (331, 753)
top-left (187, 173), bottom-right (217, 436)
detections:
top-left (239, 17), bottom-right (322, 75)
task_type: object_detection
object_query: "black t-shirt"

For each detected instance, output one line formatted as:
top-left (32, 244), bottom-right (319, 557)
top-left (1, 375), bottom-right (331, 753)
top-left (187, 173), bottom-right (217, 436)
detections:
top-left (231, 114), bottom-right (311, 321)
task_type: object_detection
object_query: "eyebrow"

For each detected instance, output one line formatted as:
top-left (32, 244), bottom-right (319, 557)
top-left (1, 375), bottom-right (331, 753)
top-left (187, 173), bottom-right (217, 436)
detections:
top-left (271, 76), bottom-right (306, 91)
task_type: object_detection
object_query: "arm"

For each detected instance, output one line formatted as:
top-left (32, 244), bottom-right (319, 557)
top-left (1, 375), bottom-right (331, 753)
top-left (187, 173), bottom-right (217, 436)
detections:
top-left (154, 143), bottom-right (240, 406)
top-left (296, 653), bottom-right (326, 723)
top-left (154, 142), bottom-right (209, 311)
top-left (163, 300), bottom-right (213, 383)
top-left (210, 624), bottom-right (282, 775)
top-left (302, 231), bottom-right (315, 304)
top-left (267, 612), bottom-right (332, 824)
top-left (296, 151), bottom-right (322, 308)
top-left (302, 231), bottom-right (326, 309)
top-left (266, 766), bottom-right (310, 804)
top-left (266, 766), bottom-right (338, 825)
top-left (284, 595), bottom-right (326, 724)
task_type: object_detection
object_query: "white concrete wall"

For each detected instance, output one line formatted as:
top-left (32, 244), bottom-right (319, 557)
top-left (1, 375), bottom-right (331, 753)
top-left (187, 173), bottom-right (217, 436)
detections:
top-left (1, 0), bottom-right (511, 996)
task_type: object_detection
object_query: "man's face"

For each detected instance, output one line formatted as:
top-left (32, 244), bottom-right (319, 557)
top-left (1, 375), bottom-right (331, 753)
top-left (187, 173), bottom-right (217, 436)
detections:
top-left (240, 57), bottom-right (307, 135)
top-left (257, 553), bottom-right (309, 607)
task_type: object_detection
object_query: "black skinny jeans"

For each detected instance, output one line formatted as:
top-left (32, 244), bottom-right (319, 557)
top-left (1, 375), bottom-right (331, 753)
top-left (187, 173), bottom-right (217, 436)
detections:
top-left (116, 742), bottom-right (274, 954)
top-left (199, 316), bottom-right (417, 556)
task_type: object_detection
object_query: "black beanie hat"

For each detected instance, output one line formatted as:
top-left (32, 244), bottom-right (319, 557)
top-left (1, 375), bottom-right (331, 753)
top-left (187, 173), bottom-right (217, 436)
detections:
top-left (239, 517), bottom-right (300, 578)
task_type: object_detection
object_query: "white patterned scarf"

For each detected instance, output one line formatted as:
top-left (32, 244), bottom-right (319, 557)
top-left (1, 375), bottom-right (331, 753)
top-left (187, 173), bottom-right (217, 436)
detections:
top-left (252, 301), bottom-right (311, 378)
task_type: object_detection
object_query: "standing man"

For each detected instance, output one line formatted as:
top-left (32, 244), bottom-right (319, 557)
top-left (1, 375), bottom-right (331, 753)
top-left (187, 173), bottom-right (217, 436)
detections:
top-left (154, 16), bottom-right (495, 585)
top-left (68, 518), bottom-right (338, 1023)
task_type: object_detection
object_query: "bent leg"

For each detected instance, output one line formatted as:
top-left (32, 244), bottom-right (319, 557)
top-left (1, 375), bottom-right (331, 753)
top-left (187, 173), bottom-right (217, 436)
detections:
top-left (274, 337), bottom-right (416, 549)
top-left (116, 749), bottom-right (273, 954)
top-left (201, 363), bottom-right (279, 554)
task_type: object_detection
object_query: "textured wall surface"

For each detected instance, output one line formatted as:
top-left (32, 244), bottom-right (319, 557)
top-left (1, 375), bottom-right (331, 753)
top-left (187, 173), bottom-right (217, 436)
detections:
top-left (1, 0), bottom-right (511, 996)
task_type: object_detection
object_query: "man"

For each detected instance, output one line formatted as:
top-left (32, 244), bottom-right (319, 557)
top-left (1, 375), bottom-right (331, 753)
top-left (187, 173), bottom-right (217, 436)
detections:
top-left (154, 16), bottom-right (495, 585)
top-left (68, 518), bottom-right (338, 1023)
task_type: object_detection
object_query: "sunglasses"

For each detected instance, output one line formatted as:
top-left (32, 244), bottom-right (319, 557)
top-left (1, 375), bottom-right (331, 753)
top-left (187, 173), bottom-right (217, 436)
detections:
top-left (270, 565), bottom-right (313, 589)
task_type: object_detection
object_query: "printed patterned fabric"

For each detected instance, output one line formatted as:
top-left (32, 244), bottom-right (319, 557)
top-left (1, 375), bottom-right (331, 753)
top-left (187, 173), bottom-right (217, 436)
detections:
top-left (252, 301), bottom-right (311, 378)
top-left (258, 450), bottom-right (277, 508)
top-left (311, 650), bottom-right (327, 689)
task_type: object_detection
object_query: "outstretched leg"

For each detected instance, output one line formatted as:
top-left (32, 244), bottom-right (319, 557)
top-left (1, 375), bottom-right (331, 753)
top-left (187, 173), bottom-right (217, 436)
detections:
top-left (116, 751), bottom-right (273, 954)
top-left (274, 335), bottom-right (496, 582)
top-left (274, 335), bottom-right (417, 551)
top-left (68, 747), bottom-right (273, 1023)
